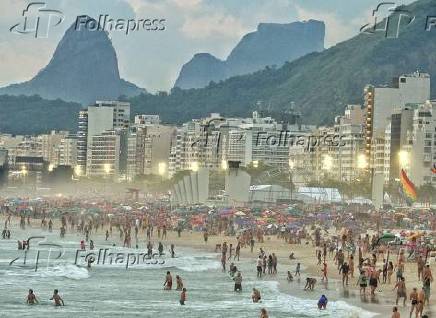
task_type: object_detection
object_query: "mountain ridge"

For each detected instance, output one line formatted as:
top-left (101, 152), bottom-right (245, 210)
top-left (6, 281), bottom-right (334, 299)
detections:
top-left (0, 17), bottom-right (145, 105)
top-left (132, 0), bottom-right (436, 126)
top-left (174, 19), bottom-right (325, 89)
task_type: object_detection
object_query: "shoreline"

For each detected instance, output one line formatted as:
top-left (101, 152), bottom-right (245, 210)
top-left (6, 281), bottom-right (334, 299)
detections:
top-left (168, 230), bottom-right (435, 318)
top-left (4, 216), bottom-right (435, 317)
top-left (164, 231), bottom-right (385, 317)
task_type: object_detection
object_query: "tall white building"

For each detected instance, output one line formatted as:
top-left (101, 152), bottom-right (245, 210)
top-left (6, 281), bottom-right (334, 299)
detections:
top-left (364, 71), bottom-right (430, 160)
top-left (403, 101), bottom-right (436, 187)
top-left (86, 131), bottom-right (121, 178)
top-left (40, 131), bottom-right (69, 166)
top-left (58, 135), bottom-right (78, 167)
top-left (80, 101), bottom-right (130, 177)
top-left (127, 120), bottom-right (176, 180)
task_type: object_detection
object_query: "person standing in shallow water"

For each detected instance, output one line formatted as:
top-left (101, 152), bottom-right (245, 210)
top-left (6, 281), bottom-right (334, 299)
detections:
top-left (256, 256), bottom-right (263, 278)
top-left (164, 271), bottom-right (173, 290)
top-left (26, 289), bottom-right (38, 305)
top-left (221, 253), bottom-right (226, 272)
top-left (176, 275), bottom-right (183, 290)
top-left (50, 289), bottom-right (64, 306)
top-left (234, 271), bottom-right (242, 292)
top-left (179, 288), bottom-right (187, 305)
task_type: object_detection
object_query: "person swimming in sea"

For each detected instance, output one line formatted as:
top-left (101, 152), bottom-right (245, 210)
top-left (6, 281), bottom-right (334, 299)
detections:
top-left (50, 289), bottom-right (64, 306)
top-left (26, 289), bottom-right (38, 305)
top-left (260, 308), bottom-right (269, 318)
top-left (252, 288), bottom-right (261, 303)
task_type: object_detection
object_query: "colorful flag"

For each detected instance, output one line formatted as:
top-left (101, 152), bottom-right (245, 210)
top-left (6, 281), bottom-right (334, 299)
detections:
top-left (400, 169), bottom-right (417, 204)
top-left (431, 164), bottom-right (436, 174)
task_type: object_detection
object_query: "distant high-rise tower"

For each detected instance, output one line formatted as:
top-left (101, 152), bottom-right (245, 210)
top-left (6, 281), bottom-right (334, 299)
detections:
top-left (76, 110), bottom-right (88, 175)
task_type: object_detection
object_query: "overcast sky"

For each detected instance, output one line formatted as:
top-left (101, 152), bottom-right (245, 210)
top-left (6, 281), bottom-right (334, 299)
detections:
top-left (0, 0), bottom-right (415, 92)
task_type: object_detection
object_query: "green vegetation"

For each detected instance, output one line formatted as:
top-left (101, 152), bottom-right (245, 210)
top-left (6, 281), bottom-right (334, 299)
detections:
top-left (0, 95), bottom-right (81, 134)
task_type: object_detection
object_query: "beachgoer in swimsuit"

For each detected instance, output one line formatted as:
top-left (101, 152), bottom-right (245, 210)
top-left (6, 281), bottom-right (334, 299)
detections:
top-left (50, 289), bottom-right (64, 306)
top-left (26, 289), bottom-right (38, 305)
top-left (164, 271), bottom-right (173, 290)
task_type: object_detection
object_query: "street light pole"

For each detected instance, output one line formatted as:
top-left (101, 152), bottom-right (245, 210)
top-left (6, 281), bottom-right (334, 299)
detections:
top-left (288, 159), bottom-right (294, 203)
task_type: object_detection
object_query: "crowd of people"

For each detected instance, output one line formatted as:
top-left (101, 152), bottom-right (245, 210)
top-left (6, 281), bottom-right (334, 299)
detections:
top-left (0, 195), bottom-right (435, 317)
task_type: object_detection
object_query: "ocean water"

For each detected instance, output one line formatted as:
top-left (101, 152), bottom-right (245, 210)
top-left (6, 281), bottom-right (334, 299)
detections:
top-left (0, 227), bottom-right (376, 318)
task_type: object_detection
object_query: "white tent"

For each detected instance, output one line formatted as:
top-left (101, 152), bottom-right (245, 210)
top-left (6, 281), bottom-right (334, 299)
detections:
top-left (297, 187), bottom-right (342, 203)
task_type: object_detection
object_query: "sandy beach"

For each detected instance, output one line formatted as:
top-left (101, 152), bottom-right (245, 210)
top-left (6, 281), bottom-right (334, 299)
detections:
top-left (164, 230), bottom-right (436, 318)
top-left (2, 214), bottom-right (435, 318)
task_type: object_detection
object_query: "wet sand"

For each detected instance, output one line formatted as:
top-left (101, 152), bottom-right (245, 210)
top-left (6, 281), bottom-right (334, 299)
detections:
top-left (167, 231), bottom-right (435, 318)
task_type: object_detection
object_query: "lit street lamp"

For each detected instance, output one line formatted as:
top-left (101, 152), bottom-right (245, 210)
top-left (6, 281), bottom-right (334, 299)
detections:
top-left (104, 163), bottom-right (111, 175)
top-left (322, 154), bottom-right (333, 173)
top-left (221, 159), bottom-right (228, 171)
top-left (74, 165), bottom-right (82, 177)
top-left (357, 154), bottom-right (368, 170)
top-left (158, 162), bottom-right (167, 176)
top-left (21, 166), bottom-right (28, 185)
top-left (190, 161), bottom-right (199, 172)
top-left (158, 162), bottom-right (167, 183)
top-left (398, 150), bottom-right (409, 169)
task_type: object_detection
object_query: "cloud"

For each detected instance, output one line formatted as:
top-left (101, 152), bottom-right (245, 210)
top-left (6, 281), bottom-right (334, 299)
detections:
top-left (172, 0), bottom-right (202, 9)
top-left (181, 13), bottom-right (247, 39)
